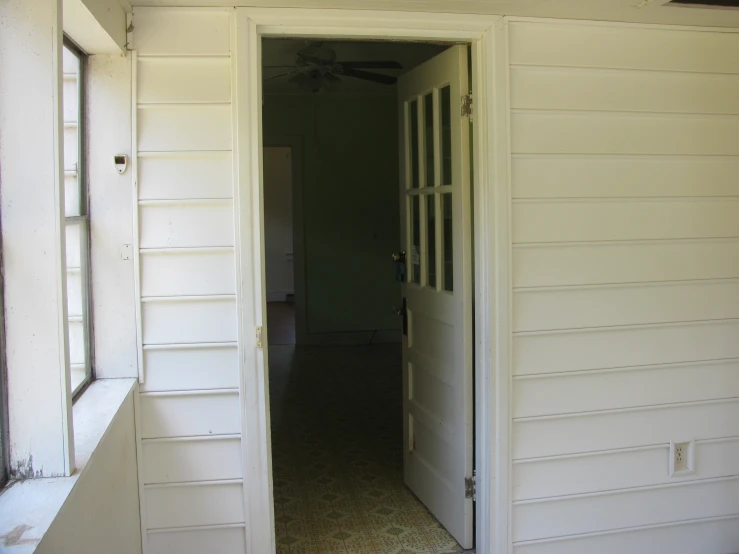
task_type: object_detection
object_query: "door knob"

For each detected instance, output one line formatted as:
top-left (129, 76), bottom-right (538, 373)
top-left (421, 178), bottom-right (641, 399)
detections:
top-left (392, 250), bottom-right (406, 263)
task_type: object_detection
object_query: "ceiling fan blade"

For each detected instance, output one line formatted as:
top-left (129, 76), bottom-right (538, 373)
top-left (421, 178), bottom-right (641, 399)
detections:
top-left (340, 67), bottom-right (397, 85)
top-left (340, 61), bottom-right (403, 70)
top-left (265, 70), bottom-right (299, 81)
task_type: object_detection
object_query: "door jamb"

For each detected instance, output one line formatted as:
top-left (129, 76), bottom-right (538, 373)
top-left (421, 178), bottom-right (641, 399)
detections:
top-left (232, 9), bottom-right (513, 554)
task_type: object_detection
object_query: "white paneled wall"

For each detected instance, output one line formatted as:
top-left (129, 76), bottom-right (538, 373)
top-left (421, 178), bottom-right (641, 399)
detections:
top-left (508, 20), bottom-right (739, 552)
top-left (133, 8), bottom-right (246, 553)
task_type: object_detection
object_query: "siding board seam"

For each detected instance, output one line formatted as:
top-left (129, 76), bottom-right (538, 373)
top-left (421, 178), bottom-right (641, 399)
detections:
top-left (511, 108), bottom-right (739, 119)
top-left (513, 277), bottom-right (739, 292)
top-left (138, 149), bottom-right (232, 155)
top-left (147, 523), bottom-right (246, 535)
top-left (138, 102), bottom-right (231, 109)
top-left (511, 152), bottom-right (739, 159)
top-left (137, 54), bottom-right (232, 60)
top-left (513, 355), bottom-right (739, 380)
top-left (512, 513), bottom-right (739, 546)
top-left (512, 197), bottom-right (739, 203)
top-left (514, 443), bottom-right (666, 463)
top-left (145, 478), bottom-right (243, 489)
top-left (139, 198), bottom-right (233, 205)
top-left (513, 316), bottom-right (739, 336)
top-left (514, 236), bottom-right (739, 248)
top-left (138, 101), bottom-right (232, 106)
top-left (507, 16), bottom-right (739, 33)
top-left (142, 434), bottom-right (241, 444)
top-left (513, 435), bottom-right (739, 464)
top-left (512, 396), bottom-right (739, 422)
top-left (509, 63), bottom-right (739, 78)
top-left (142, 341), bottom-right (237, 350)
top-left (139, 388), bottom-right (239, 397)
top-left (141, 294), bottom-right (237, 302)
top-left (512, 474), bottom-right (739, 506)
top-left (137, 150), bottom-right (232, 157)
top-left (140, 246), bottom-right (235, 254)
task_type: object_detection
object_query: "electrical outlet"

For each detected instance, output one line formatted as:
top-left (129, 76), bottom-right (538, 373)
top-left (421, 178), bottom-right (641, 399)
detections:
top-left (669, 441), bottom-right (695, 477)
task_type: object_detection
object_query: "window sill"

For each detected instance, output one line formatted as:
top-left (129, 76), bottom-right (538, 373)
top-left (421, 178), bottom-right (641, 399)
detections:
top-left (0, 378), bottom-right (137, 552)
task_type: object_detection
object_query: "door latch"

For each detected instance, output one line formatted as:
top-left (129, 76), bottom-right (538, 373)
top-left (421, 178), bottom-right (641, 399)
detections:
top-left (392, 250), bottom-right (406, 282)
top-left (461, 94), bottom-right (473, 118)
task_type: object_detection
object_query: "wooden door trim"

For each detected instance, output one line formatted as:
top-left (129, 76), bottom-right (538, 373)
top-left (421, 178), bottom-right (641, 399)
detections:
top-left (233, 9), bottom-right (513, 554)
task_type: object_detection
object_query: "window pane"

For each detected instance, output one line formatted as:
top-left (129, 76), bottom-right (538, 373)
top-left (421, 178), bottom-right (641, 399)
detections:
top-left (409, 99), bottom-right (419, 189)
top-left (63, 45), bottom-right (81, 217)
top-left (63, 40), bottom-right (92, 397)
top-left (440, 85), bottom-right (452, 186)
top-left (442, 194), bottom-right (453, 291)
top-left (427, 195), bottom-right (437, 288)
top-left (66, 221), bottom-right (90, 394)
top-left (411, 196), bottom-right (421, 284)
top-left (424, 92), bottom-right (434, 187)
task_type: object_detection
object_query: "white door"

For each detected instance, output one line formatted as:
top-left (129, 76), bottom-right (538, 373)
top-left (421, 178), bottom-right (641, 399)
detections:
top-left (397, 45), bottom-right (473, 549)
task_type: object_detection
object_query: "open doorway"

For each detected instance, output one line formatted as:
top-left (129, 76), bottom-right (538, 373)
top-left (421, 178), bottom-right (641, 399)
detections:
top-left (262, 38), bottom-right (474, 554)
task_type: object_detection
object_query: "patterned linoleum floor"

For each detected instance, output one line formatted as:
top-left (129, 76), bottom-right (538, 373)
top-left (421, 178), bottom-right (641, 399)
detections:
top-left (268, 343), bottom-right (464, 554)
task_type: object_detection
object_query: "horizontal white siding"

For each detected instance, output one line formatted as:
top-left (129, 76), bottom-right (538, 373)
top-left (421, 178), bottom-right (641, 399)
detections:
top-left (148, 527), bottom-right (247, 554)
top-left (139, 391), bottom-right (241, 439)
top-left (133, 8), bottom-right (245, 552)
top-left (508, 20), bottom-right (739, 552)
top-left (142, 436), bottom-right (242, 484)
top-left (145, 482), bottom-right (245, 529)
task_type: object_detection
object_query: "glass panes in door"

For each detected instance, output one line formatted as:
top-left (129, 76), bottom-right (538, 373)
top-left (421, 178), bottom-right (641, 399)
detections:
top-left (405, 84), bottom-right (456, 291)
top-left (440, 85), bottom-right (452, 186)
top-left (409, 99), bottom-right (419, 189)
top-left (411, 195), bottom-right (421, 284)
top-left (427, 195), bottom-right (437, 288)
top-left (424, 93), bottom-right (435, 188)
top-left (442, 194), bottom-right (453, 291)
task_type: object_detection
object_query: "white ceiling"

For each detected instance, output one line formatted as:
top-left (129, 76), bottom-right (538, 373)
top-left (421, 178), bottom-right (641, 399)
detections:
top-left (262, 39), bottom-right (448, 94)
top-left (133, 0), bottom-right (739, 28)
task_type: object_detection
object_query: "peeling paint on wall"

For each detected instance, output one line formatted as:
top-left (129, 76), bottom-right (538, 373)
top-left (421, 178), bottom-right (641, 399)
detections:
top-left (11, 455), bottom-right (44, 480)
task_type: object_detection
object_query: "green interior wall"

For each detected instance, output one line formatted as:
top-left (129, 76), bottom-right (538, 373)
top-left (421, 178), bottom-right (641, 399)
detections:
top-left (263, 94), bottom-right (401, 335)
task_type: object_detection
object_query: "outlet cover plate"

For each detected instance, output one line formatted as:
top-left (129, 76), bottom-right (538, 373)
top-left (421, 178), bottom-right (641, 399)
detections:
top-left (669, 440), bottom-right (695, 477)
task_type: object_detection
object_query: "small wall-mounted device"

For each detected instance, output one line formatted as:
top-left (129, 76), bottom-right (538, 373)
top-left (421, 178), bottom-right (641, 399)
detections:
top-left (114, 154), bottom-right (128, 174)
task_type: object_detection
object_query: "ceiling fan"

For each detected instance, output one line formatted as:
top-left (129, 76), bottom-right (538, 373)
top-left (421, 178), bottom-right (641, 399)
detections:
top-left (264, 42), bottom-right (403, 92)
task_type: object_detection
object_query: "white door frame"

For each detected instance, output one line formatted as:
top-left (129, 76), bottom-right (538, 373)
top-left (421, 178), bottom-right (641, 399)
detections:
top-left (231, 8), bottom-right (513, 554)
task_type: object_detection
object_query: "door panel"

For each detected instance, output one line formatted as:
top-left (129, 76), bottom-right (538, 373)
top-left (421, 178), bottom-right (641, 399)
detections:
top-left (398, 44), bottom-right (473, 548)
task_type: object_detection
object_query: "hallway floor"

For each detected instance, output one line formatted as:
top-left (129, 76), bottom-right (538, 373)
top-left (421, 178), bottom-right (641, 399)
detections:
top-left (268, 343), bottom-right (463, 554)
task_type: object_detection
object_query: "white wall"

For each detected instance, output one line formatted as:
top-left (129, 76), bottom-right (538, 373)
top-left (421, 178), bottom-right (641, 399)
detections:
top-left (263, 146), bottom-right (295, 301)
top-left (88, 53), bottom-right (139, 379)
top-left (507, 19), bottom-right (739, 553)
top-left (132, 8), bottom-right (248, 553)
top-left (35, 391), bottom-right (143, 554)
top-left (127, 9), bottom-right (739, 554)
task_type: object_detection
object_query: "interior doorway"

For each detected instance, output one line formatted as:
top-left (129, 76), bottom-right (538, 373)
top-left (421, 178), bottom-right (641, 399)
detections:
top-left (262, 37), bottom-right (475, 554)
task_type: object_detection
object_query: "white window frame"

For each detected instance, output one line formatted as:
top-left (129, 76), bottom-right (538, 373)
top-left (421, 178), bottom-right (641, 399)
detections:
top-left (230, 9), bottom-right (513, 554)
top-left (63, 36), bottom-right (95, 399)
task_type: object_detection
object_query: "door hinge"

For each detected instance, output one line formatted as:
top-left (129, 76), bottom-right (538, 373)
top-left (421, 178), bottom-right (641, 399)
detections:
top-left (465, 472), bottom-right (476, 500)
top-left (461, 94), bottom-right (473, 118)
top-left (256, 326), bottom-right (263, 348)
